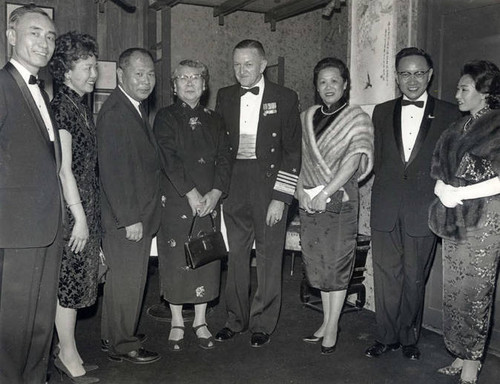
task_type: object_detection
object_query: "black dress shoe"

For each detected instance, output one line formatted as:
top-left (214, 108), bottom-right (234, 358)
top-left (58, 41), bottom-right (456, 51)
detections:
top-left (364, 341), bottom-right (401, 358)
top-left (321, 344), bottom-right (336, 355)
top-left (402, 344), bottom-right (420, 360)
top-left (108, 347), bottom-right (160, 364)
top-left (303, 335), bottom-right (323, 343)
top-left (101, 333), bottom-right (147, 352)
top-left (250, 332), bottom-right (270, 347)
top-left (215, 327), bottom-right (237, 342)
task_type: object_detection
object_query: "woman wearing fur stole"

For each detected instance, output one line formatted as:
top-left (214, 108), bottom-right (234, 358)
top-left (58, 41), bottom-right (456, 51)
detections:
top-left (296, 57), bottom-right (374, 355)
top-left (430, 60), bottom-right (500, 384)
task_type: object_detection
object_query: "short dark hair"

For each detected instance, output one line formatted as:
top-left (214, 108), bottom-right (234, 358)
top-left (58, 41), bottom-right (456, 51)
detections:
top-left (233, 39), bottom-right (266, 58)
top-left (395, 47), bottom-right (433, 69)
top-left (118, 48), bottom-right (154, 70)
top-left (49, 31), bottom-right (98, 85)
top-left (313, 57), bottom-right (350, 102)
top-left (8, 4), bottom-right (52, 30)
top-left (462, 60), bottom-right (500, 109)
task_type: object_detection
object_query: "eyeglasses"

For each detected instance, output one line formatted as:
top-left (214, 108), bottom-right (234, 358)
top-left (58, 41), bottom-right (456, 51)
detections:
top-left (397, 69), bottom-right (431, 80)
top-left (175, 74), bottom-right (203, 83)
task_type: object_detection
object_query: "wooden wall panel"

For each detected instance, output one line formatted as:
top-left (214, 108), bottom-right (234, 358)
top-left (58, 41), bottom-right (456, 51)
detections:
top-left (0, 0), bottom-right (97, 66)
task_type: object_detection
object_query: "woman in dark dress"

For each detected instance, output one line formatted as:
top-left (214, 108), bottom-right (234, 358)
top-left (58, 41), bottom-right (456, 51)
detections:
top-left (49, 31), bottom-right (100, 382)
top-left (430, 60), bottom-right (500, 384)
top-left (153, 60), bottom-right (231, 351)
top-left (296, 58), bottom-right (374, 354)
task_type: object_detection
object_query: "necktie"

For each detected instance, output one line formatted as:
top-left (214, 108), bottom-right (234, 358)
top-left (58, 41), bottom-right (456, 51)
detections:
top-left (139, 102), bottom-right (148, 125)
top-left (401, 99), bottom-right (424, 108)
top-left (28, 75), bottom-right (45, 90)
top-left (240, 86), bottom-right (259, 97)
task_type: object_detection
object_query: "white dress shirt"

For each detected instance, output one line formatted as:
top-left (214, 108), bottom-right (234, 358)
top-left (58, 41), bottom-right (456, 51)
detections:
top-left (401, 92), bottom-right (428, 162)
top-left (237, 76), bottom-right (265, 159)
top-left (118, 85), bottom-right (143, 117)
top-left (11, 59), bottom-right (54, 141)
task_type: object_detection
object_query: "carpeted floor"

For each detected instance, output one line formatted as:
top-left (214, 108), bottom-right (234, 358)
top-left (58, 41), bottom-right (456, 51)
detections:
top-left (48, 255), bottom-right (500, 384)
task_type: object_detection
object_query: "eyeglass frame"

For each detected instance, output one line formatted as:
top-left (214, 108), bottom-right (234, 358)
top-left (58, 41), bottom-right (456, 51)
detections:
top-left (173, 73), bottom-right (204, 83)
top-left (396, 68), bottom-right (432, 81)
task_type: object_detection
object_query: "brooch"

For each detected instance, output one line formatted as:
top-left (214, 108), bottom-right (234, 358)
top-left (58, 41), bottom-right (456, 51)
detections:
top-left (189, 116), bottom-right (201, 130)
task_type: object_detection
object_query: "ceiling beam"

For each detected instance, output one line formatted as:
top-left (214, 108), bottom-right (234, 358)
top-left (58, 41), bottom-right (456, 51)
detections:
top-left (213, 0), bottom-right (258, 17)
top-left (149, 0), bottom-right (182, 11)
top-left (213, 0), bottom-right (258, 26)
top-left (265, 0), bottom-right (331, 24)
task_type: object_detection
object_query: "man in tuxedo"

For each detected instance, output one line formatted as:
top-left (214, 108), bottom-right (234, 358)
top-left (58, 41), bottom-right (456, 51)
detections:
top-left (365, 47), bottom-right (460, 360)
top-left (0, 5), bottom-right (62, 383)
top-left (215, 39), bottom-right (301, 347)
top-left (97, 48), bottom-right (161, 364)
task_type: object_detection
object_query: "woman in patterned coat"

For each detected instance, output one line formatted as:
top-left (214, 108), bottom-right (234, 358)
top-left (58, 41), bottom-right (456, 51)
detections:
top-left (153, 60), bottom-right (231, 351)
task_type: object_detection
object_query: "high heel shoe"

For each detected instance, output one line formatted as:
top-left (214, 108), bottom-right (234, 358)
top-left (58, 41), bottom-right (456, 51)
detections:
top-left (193, 323), bottom-right (215, 350)
top-left (168, 326), bottom-right (185, 351)
top-left (321, 344), bottom-right (336, 355)
top-left (53, 357), bottom-right (99, 383)
top-left (303, 335), bottom-right (323, 343)
top-left (458, 362), bottom-right (482, 384)
top-left (53, 345), bottom-right (98, 372)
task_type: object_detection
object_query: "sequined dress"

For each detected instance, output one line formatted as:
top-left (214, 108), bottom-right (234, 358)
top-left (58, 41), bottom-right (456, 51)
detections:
top-left (438, 109), bottom-right (500, 360)
top-left (153, 100), bottom-right (231, 304)
top-left (51, 85), bottom-right (101, 308)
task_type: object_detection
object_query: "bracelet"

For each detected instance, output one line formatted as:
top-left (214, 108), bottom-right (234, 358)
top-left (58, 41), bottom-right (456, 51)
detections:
top-left (321, 189), bottom-right (329, 197)
top-left (67, 200), bottom-right (82, 207)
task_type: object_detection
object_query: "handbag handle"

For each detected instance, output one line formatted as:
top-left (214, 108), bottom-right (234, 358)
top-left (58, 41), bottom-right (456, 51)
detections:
top-left (187, 214), bottom-right (217, 241)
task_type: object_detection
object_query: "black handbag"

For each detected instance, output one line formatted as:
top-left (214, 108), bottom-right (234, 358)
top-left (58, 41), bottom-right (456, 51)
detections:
top-left (184, 214), bottom-right (227, 269)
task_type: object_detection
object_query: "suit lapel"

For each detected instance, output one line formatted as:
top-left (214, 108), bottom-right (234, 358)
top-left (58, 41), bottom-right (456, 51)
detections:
top-left (227, 86), bottom-right (241, 152)
top-left (406, 96), bottom-right (435, 166)
top-left (393, 98), bottom-right (406, 165)
top-left (117, 89), bottom-right (159, 152)
top-left (256, 79), bottom-right (275, 151)
top-left (5, 62), bottom-right (51, 143)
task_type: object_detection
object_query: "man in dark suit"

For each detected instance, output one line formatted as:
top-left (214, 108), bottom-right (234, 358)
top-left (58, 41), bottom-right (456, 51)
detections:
top-left (0, 5), bottom-right (62, 384)
top-left (365, 47), bottom-right (460, 360)
top-left (215, 39), bottom-right (301, 347)
top-left (97, 48), bottom-right (161, 364)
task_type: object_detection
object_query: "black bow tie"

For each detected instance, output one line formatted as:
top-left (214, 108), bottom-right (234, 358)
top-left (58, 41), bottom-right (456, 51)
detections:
top-left (402, 99), bottom-right (424, 108)
top-left (240, 86), bottom-right (259, 97)
top-left (29, 75), bottom-right (45, 90)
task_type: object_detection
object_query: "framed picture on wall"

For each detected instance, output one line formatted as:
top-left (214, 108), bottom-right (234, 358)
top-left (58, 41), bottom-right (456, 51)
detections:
top-left (93, 91), bottom-right (111, 116)
top-left (5, 3), bottom-right (54, 61)
top-left (95, 61), bottom-right (117, 91)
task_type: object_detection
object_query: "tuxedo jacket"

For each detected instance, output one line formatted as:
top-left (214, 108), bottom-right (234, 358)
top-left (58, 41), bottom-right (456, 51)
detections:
top-left (0, 63), bottom-right (62, 248)
top-left (215, 79), bottom-right (301, 204)
top-left (97, 88), bottom-right (161, 236)
top-left (370, 96), bottom-right (460, 236)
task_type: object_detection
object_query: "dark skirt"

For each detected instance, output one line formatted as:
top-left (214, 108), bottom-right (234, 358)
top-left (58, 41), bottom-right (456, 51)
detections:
top-left (157, 196), bottom-right (221, 304)
top-left (442, 197), bottom-right (500, 360)
top-left (299, 199), bottom-right (358, 291)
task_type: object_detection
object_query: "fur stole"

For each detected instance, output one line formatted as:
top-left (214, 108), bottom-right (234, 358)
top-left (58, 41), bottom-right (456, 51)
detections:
top-left (429, 109), bottom-right (500, 241)
top-left (299, 104), bottom-right (374, 188)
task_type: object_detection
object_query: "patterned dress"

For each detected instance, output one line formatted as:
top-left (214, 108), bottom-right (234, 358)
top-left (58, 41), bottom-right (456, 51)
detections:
top-left (153, 100), bottom-right (231, 304)
top-left (51, 85), bottom-right (101, 308)
top-left (439, 109), bottom-right (500, 360)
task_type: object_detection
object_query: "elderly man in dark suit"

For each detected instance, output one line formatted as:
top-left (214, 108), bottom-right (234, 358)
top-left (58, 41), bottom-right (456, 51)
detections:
top-left (215, 39), bottom-right (301, 347)
top-left (0, 5), bottom-right (62, 384)
top-left (97, 48), bottom-right (161, 364)
top-left (365, 47), bottom-right (460, 360)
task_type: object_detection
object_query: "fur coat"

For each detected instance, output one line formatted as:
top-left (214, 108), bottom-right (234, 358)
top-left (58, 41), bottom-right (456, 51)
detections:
top-left (428, 109), bottom-right (500, 241)
top-left (299, 104), bottom-right (374, 189)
